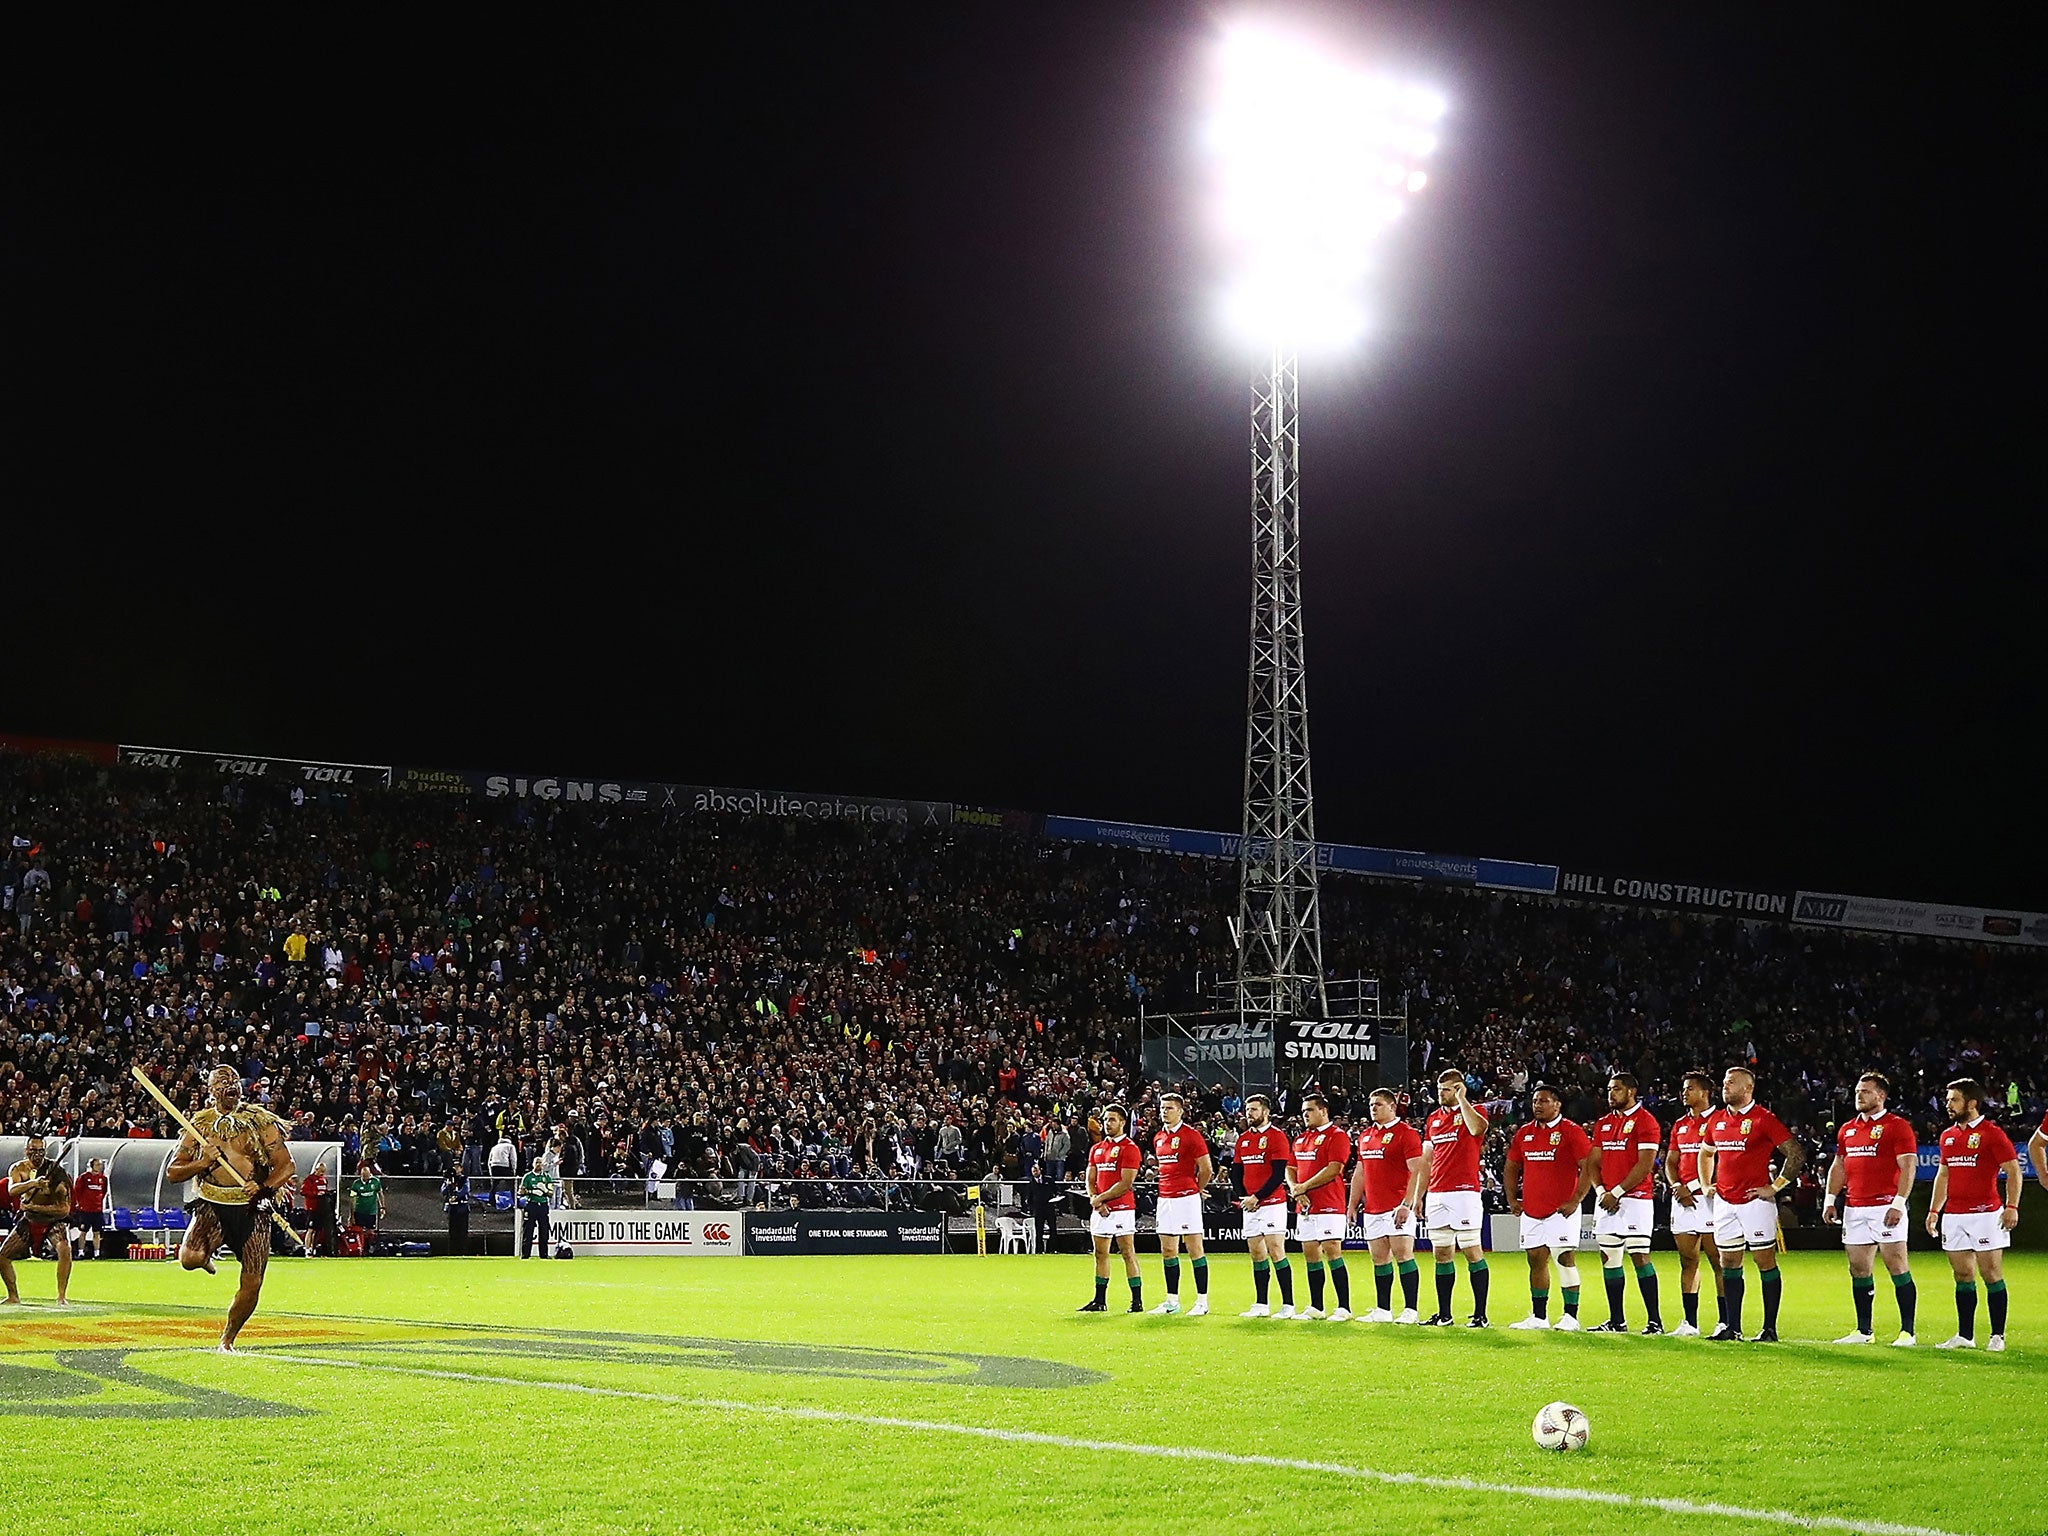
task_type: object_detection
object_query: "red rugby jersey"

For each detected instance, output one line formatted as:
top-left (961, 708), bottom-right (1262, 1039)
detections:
top-left (1424, 1105), bottom-right (1487, 1193)
top-left (1290, 1125), bottom-right (1352, 1215)
top-left (1592, 1107), bottom-right (1660, 1199)
top-left (1703, 1102), bottom-right (1792, 1202)
top-left (1667, 1110), bottom-right (1711, 1187)
top-left (1087, 1134), bottom-right (1142, 1212)
top-left (1354, 1120), bottom-right (1424, 1214)
top-left (1152, 1122), bottom-right (1210, 1199)
top-left (1836, 1111), bottom-right (1916, 1206)
top-left (1234, 1125), bottom-right (1291, 1207)
top-left (1937, 1118), bottom-right (2017, 1214)
top-left (1508, 1116), bottom-right (1592, 1216)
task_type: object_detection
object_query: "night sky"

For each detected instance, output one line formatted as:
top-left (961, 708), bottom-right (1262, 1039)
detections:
top-left (9, 5), bottom-right (2042, 905)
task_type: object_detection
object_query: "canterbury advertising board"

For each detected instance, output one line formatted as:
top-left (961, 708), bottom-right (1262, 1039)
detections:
top-left (544, 1211), bottom-right (743, 1257)
top-left (1793, 892), bottom-right (2048, 949)
top-left (119, 743), bottom-right (393, 788)
top-left (743, 1211), bottom-right (946, 1255)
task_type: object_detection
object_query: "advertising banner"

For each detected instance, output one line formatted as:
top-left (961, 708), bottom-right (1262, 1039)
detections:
top-left (1278, 1017), bottom-right (1378, 1065)
top-left (1142, 1012), bottom-right (1277, 1090)
top-left (0, 733), bottom-right (119, 764)
top-left (1043, 816), bottom-right (1558, 896)
top-left (543, 1211), bottom-right (742, 1257)
top-left (458, 769), bottom-right (951, 827)
top-left (1793, 891), bottom-right (2048, 949)
top-left (743, 1211), bottom-right (946, 1255)
top-left (118, 743), bottom-right (393, 788)
top-left (1560, 870), bottom-right (1793, 918)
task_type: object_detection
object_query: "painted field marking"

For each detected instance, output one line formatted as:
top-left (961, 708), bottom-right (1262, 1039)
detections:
top-left (229, 1351), bottom-right (1964, 1536)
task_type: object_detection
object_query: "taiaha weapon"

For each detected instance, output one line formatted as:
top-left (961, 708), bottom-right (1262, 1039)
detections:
top-left (129, 1064), bottom-right (302, 1248)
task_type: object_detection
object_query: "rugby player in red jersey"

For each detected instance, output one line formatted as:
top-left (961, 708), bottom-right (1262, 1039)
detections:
top-left (1078, 1105), bottom-right (1145, 1313)
top-left (1233, 1094), bottom-right (1295, 1317)
top-left (1287, 1094), bottom-right (1354, 1321)
top-left (1697, 1067), bottom-right (1805, 1342)
top-left (1822, 1071), bottom-right (1919, 1346)
top-left (1586, 1073), bottom-right (1663, 1334)
top-left (1421, 1068), bottom-right (1491, 1327)
top-left (1666, 1071), bottom-right (1725, 1335)
top-left (1346, 1087), bottom-right (1425, 1322)
top-left (1927, 1079), bottom-right (2021, 1351)
top-left (1149, 1093), bottom-right (1214, 1316)
top-left (1504, 1084), bottom-right (1593, 1331)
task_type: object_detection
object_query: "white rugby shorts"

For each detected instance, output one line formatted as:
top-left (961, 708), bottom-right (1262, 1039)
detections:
top-left (1594, 1196), bottom-right (1654, 1242)
top-left (1295, 1212), bottom-right (1345, 1243)
top-left (1668, 1190), bottom-right (1717, 1236)
top-left (1241, 1203), bottom-right (1288, 1238)
top-left (1359, 1206), bottom-right (1415, 1243)
top-left (1713, 1195), bottom-right (1779, 1250)
top-left (1841, 1204), bottom-right (1908, 1248)
top-left (1155, 1193), bottom-right (1204, 1236)
top-left (1938, 1211), bottom-right (2011, 1252)
top-left (1089, 1208), bottom-right (1135, 1239)
top-left (1519, 1211), bottom-right (1578, 1255)
top-left (1424, 1190), bottom-right (1483, 1236)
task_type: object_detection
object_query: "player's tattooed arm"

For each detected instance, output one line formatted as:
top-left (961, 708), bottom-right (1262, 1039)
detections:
top-left (1770, 1137), bottom-right (1807, 1198)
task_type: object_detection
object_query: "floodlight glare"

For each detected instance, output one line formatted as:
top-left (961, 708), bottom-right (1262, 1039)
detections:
top-left (1205, 25), bottom-right (1441, 349)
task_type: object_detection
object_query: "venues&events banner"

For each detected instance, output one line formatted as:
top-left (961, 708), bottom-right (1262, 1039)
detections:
top-left (1041, 814), bottom-right (1559, 896)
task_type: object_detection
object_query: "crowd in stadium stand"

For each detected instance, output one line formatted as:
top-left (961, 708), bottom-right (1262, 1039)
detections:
top-left (4, 752), bottom-right (2045, 1223)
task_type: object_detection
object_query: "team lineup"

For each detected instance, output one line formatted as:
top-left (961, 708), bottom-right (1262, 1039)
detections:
top-left (0, 1059), bottom-right (2031, 1365)
top-left (1079, 1066), bottom-right (2029, 1351)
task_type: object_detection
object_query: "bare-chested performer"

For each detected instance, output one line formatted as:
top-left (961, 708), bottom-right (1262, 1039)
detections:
top-left (1, 1134), bottom-right (72, 1306)
top-left (165, 1065), bottom-right (296, 1350)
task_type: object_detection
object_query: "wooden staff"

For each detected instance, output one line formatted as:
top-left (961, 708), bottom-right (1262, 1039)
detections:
top-left (129, 1065), bottom-right (302, 1248)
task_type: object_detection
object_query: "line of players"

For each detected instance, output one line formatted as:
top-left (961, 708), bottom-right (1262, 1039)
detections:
top-left (1078, 1066), bottom-right (2027, 1350)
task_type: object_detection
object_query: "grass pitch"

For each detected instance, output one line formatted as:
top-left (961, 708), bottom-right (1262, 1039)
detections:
top-left (3, 1250), bottom-right (2039, 1535)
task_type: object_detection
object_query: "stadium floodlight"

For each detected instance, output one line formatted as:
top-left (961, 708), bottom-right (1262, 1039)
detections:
top-left (1207, 23), bottom-right (1443, 1042)
top-left (1204, 24), bottom-right (1442, 349)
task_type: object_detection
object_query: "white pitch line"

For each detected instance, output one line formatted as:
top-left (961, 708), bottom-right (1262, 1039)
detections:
top-left (228, 1351), bottom-right (1963, 1536)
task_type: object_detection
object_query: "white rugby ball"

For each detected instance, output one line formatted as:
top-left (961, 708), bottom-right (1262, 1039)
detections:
top-left (1532, 1401), bottom-right (1590, 1452)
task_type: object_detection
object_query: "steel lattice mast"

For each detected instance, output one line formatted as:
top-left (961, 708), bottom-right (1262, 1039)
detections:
top-left (1235, 345), bottom-right (1327, 1030)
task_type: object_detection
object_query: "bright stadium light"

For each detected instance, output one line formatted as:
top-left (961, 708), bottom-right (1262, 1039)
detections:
top-left (1212, 23), bottom-right (1444, 1050)
top-left (1204, 24), bottom-right (1443, 349)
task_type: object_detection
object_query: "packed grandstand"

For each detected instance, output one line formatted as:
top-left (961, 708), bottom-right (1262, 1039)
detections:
top-left (3, 747), bottom-right (2044, 1219)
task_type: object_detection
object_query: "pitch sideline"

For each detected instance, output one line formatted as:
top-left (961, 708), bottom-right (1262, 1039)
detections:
top-left (230, 1350), bottom-right (1964, 1536)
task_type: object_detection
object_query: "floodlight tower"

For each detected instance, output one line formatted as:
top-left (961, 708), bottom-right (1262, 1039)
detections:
top-left (1205, 28), bottom-right (1441, 1034)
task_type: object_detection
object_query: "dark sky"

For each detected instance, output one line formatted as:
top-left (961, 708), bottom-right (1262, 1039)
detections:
top-left (8, 5), bottom-right (2043, 905)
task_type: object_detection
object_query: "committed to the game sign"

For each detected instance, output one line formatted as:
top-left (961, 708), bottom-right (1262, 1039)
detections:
top-left (543, 1212), bottom-right (743, 1257)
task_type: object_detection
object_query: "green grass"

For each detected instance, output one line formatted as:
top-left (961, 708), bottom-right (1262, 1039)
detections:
top-left (2, 1250), bottom-right (2039, 1535)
